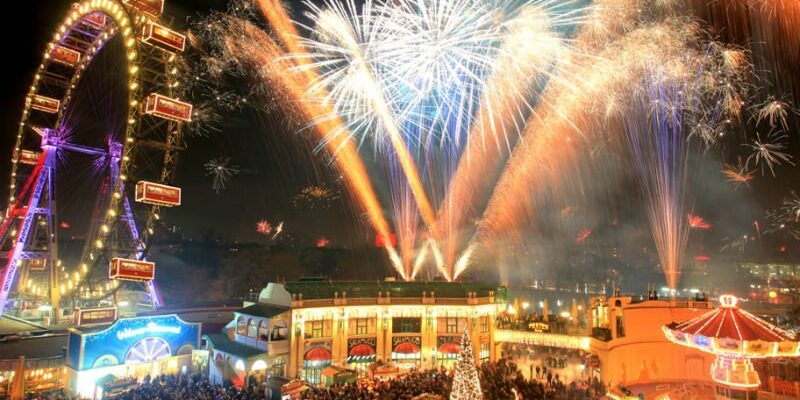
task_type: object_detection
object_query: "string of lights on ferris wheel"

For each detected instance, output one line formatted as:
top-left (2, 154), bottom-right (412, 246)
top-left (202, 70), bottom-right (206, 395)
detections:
top-left (0, 0), bottom-right (191, 316)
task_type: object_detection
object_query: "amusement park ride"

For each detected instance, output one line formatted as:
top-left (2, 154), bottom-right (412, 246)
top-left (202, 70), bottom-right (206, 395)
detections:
top-left (0, 0), bottom-right (190, 323)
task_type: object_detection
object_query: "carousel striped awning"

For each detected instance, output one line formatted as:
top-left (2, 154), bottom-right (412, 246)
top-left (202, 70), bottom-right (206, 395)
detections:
top-left (663, 295), bottom-right (800, 357)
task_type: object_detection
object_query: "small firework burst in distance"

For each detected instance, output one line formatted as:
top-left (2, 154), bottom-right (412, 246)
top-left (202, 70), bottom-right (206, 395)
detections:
top-left (204, 157), bottom-right (240, 194)
top-left (722, 160), bottom-right (755, 187)
top-left (256, 220), bottom-right (272, 236)
top-left (293, 185), bottom-right (340, 208)
top-left (575, 228), bottom-right (592, 244)
top-left (272, 222), bottom-right (284, 240)
top-left (688, 214), bottom-right (711, 230)
top-left (744, 131), bottom-right (795, 176)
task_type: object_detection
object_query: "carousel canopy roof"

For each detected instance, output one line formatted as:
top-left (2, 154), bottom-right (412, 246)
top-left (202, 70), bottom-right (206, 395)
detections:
top-left (669, 295), bottom-right (794, 342)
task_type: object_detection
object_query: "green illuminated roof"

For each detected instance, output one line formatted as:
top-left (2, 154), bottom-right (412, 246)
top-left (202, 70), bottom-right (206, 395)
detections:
top-left (284, 279), bottom-right (504, 301)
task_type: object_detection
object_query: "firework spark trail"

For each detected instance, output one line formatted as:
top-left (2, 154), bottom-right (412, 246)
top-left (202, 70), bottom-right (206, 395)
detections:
top-left (476, 17), bottom-right (684, 247)
top-left (381, 149), bottom-right (420, 278)
top-left (411, 240), bottom-right (430, 279)
top-left (434, 2), bottom-right (572, 279)
top-left (217, 16), bottom-right (406, 277)
top-left (291, 1), bottom-right (438, 237)
top-left (689, 0), bottom-right (800, 100)
top-left (765, 192), bottom-right (800, 240)
top-left (622, 72), bottom-right (693, 289)
top-left (474, 9), bottom-right (751, 287)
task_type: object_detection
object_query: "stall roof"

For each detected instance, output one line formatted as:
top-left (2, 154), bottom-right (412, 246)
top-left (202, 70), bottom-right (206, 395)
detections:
top-left (204, 333), bottom-right (264, 359)
top-left (238, 303), bottom-right (289, 319)
top-left (0, 315), bottom-right (49, 336)
top-left (0, 334), bottom-right (67, 360)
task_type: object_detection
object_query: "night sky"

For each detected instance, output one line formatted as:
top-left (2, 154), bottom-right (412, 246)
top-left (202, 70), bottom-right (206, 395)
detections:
top-left (0, 0), bottom-right (370, 247)
top-left (1, 0), bottom-right (798, 268)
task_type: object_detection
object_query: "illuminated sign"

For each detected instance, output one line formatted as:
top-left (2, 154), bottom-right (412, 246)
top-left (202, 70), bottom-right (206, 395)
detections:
top-left (28, 258), bottom-right (46, 271)
top-left (116, 322), bottom-right (181, 340)
top-left (67, 314), bottom-right (200, 371)
top-left (52, 45), bottom-right (81, 67)
top-left (135, 181), bottom-right (181, 207)
top-left (122, 0), bottom-right (164, 17)
top-left (109, 257), bottom-right (155, 281)
top-left (29, 95), bottom-right (60, 113)
top-left (141, 22), bottom-right (186, 52)
top-left (18, 150), bottom-right (41, 165)
top-left (74, 306), bottom-right (118, 326)
top-left (83, 13), bottom-right (107, 27)
top-left (145, 93), bottom-right (192, 122)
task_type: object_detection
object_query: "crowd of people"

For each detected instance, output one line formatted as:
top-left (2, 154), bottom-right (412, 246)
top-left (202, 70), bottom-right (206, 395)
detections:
top-left (301, 357), bottom-right (606, 399)
top-left (25, 357), bottom-right (605, 400)
top-left (479, 356), bottom-right (605, 399)
top-left (26, 374), bottom-right (270, 400)
top-left (301, 369), bottom-right (451, 399)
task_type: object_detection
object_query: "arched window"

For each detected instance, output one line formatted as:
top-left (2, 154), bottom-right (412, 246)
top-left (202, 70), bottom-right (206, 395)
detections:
top-left (237, 316), bottom-right (247, 335)
top-left (258, 321), bottom-right (268, 342)
top-left (271, 320), bottom-right (289, 341)
top-left (247, 318), bottom-right (258, 337)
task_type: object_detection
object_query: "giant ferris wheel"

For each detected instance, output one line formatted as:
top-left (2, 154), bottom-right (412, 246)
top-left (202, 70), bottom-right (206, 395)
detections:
top-left (0, 0), bottom-right (190, 321)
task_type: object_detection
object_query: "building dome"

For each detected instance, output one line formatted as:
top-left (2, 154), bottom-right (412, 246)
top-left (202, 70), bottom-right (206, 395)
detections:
top-left (258, 283), bottom-right (292, 307)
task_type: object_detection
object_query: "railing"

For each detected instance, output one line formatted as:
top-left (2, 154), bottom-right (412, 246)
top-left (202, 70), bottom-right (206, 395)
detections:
top-left (495, 329), bottom-right (591, 350)
top-left (591, 327), bottom-right (612, 342)
top-left (668, 300), bottom-right (713, 309)
top-left (292, 296), bottom-right (494, 308)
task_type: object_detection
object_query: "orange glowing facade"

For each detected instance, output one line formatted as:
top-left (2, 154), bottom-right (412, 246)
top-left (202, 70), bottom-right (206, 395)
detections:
top-left (588, 295), bottom-right (717, 390)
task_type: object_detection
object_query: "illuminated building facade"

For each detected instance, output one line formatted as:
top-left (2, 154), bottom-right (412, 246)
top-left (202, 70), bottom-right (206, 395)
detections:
top-left (205, 300), bottom-right (291, 387)
top-left (283, 280), bottom-right (504, 384)
top-left (589, 295), bottom-right (717, 389)
top-left (64, 314), bottom-right (201, 398)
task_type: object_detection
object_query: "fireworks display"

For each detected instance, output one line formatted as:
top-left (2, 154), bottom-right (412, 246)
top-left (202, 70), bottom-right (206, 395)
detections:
top-left (187, 0), bottom-right (799, 287)
top-left (293, 185), bottom-right (340, 209)
top-left (204, 157), bottom-right (240, 194)
top-left (688, 215), bottom-right (712, 230)
top-left (256, 220), bottom-right (272, 236)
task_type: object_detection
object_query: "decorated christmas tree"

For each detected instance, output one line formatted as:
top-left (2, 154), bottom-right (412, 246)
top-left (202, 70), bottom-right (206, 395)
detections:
top-left (450, 329), bottom-right (483, 400)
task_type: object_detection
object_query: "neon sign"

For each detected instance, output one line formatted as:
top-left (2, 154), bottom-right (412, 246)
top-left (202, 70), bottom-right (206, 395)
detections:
top-left (116, 322), bottom-right (181, 340)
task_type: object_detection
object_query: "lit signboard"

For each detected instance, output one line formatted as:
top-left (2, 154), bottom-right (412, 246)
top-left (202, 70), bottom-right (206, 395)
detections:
top-left (18, 150), bottom-right (41, 165)
top-left (74, 306), bottom-right (118, 326)
top-left (141, 22), bottom-right (186, 52)
top-left (109, 257), bottom-right (155, 281)
top-left (52, 45), bottom-right (81, 67)
top-left (27, 258), bottom-right (46, 271)
top-left (144, 93), bottom-right (192, 122)
top-left (122, 0), bottom-right (164, 17)
top-left (29, 95), bottom-right (60, 113)
top-left (135, 181), bottom-right (181, 207)
top-left (66, 314), bottom-right (201, 371)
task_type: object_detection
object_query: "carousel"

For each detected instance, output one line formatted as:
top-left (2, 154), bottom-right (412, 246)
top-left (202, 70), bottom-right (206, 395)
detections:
top-left (663, 295), bottom-right (800, 399)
